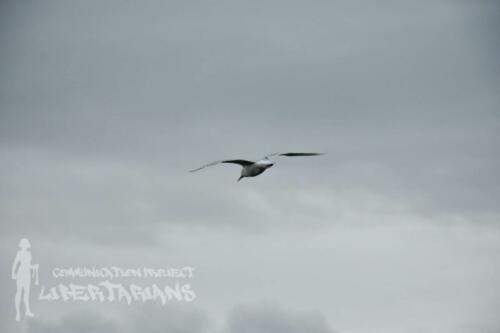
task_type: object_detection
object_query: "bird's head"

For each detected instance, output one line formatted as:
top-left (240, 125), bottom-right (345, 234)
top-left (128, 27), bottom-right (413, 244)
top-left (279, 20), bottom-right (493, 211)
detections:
top-left (262, 159), bottom-right (274, 168)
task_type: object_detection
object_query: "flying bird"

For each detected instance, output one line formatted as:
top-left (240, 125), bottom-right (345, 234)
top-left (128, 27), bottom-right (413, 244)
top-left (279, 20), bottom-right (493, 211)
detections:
top-left (189, 152), bottom-right (324, 181)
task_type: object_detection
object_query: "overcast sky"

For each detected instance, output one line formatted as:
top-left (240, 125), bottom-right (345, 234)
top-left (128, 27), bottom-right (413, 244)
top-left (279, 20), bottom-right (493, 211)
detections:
top-left (1, 0), bottom-right (499, 332)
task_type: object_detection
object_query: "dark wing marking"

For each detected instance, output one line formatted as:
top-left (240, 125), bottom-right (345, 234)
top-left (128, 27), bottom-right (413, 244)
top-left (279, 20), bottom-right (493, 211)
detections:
top-left (189, 159), bottom-right (254, 172)
top-left (265, 152), bottom-right (324, 159)
top-left (279, 152), bottom-right (323, 157)
top-left (222, 159), bottom-right (254, 166)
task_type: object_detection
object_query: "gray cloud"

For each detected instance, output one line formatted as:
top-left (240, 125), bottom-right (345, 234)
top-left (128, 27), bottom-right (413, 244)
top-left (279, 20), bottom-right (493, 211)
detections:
top-left (126, 304), bottom-right (212, 333)
top-left (28, 311), bottom-right (118, 333)
top-left (225, 303), bottom-right (335, 333)
top-left (24, 303), bottom-right (335, 333)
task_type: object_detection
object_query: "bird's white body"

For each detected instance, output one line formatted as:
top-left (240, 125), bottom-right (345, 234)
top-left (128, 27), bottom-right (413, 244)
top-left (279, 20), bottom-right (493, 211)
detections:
top-left (240, 159), bottom-right (274, 180)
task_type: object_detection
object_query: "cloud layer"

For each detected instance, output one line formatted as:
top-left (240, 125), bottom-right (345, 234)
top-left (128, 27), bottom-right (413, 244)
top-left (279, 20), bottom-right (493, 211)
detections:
top-left (1, 0), bottom-right (499, 332)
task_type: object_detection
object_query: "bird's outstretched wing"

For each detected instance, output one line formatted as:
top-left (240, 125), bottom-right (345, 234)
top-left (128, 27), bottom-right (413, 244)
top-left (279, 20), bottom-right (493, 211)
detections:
top-left (189, 159), bottom-right (254, 172)
top-left (265, 152), bottom-right (324, 159)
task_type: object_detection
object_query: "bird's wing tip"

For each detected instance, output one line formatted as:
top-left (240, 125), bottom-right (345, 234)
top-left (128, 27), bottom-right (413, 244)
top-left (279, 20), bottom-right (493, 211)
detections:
top-left (189, 165), bottom-right (205, 172)
top-left (188, 160), bottom-right (224, 173)
top-left (279, 152), bottom-right (325, 156)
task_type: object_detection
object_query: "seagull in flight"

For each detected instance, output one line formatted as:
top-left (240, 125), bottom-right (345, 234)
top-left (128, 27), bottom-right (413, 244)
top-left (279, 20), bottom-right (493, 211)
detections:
top-left (189, 152), bottom-right (324, 181)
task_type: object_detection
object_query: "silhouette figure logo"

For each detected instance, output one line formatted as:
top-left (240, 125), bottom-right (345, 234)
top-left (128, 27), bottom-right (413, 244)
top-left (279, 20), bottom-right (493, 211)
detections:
top-left (11, 238), bottom-right (38, 322)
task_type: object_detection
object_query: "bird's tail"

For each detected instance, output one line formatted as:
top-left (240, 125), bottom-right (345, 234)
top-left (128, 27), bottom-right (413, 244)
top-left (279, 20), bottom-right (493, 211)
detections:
top-left (237, 176), bottom-right (243, 182)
